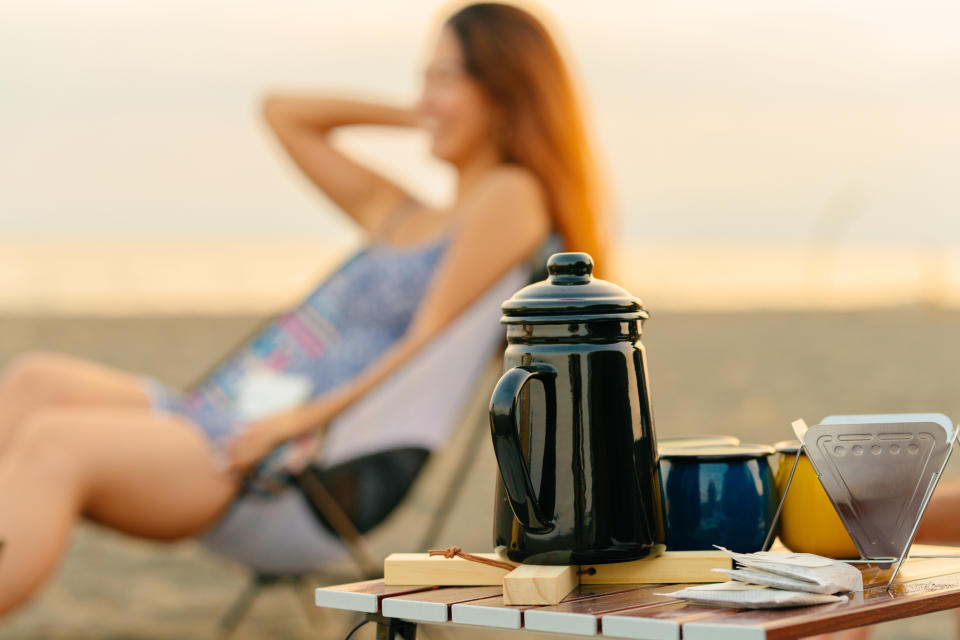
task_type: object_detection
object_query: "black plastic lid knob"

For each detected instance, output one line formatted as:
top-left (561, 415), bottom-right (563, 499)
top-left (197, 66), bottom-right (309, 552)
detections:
top-left (547, 252), bottom-right (593, 282)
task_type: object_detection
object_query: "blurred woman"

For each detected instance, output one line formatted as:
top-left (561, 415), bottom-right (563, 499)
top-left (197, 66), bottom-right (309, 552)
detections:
top-left (0, 2), bottom-right (606, 614)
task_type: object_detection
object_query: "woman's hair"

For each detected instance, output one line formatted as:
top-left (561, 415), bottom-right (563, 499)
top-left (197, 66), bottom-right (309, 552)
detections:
top-left (445, 2), bottom-right (609, 272)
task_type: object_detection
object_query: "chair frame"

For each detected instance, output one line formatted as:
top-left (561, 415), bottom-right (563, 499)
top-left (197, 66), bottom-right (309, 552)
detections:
top-left (215, 357), bottom-right (500, 638)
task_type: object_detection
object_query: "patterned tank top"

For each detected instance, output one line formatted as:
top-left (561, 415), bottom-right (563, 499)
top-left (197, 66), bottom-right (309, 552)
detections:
top-left (178, 236), bottom-right (450, 442)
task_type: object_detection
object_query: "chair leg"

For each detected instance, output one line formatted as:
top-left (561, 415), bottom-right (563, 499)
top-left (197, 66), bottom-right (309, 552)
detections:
top-left (291, 574), bottom-right (325, 627)
top-left (295, 471), bottom-right (381, 578)
top-left (369, 612), bottom-right (417, 640)
top-left (218, 575), bottom-right (264, 639)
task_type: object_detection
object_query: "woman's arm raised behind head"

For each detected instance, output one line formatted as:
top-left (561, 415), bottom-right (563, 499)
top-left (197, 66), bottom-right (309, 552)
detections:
top-left (262, 94), bottom-right (420, 238)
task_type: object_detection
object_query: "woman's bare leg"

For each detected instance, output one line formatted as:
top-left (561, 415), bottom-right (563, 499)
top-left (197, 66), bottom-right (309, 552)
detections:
top-left (0, 407), bottom-right (239, 615)
top-left (0, 351), bottom-right (150, 453)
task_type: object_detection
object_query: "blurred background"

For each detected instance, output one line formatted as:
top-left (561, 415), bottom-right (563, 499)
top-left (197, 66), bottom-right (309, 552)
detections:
top-left (1, 0), bottom-right (958, 638)
top-left (3, 0), bottom-right (959, 312)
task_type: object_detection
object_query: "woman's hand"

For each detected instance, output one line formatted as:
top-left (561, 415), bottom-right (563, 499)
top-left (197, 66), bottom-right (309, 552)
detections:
top-left (222, 408), bottom-right (309, 473)
top-left (220, 393), bottom-right (345, 473)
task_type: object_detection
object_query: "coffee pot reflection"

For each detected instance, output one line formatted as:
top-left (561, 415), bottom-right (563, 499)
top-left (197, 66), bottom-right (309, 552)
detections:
top-left (489, 252), bottom-right (664, 564)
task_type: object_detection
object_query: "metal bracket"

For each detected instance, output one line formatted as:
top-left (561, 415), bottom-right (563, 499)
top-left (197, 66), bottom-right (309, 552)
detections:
top-left (882, 429), bottom-right (960, 589)
top-left (368, 612), bottom-right (417, 640)
top-left (761, 441), bottom-right (804, 553)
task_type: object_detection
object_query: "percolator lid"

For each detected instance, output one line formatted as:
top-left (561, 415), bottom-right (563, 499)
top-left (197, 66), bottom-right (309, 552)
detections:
top-left (501, 252), bottom-right (647, 323)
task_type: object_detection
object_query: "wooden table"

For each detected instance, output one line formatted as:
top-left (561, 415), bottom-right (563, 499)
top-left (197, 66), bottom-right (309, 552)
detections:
top-left (315, 571), bottom-right (960, 640)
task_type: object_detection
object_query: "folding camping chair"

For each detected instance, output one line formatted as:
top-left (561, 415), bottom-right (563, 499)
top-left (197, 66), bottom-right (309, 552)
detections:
top-left (216, 359), bottom-right (504, 636)
top-left (202, 249), bottom-right (554, 637)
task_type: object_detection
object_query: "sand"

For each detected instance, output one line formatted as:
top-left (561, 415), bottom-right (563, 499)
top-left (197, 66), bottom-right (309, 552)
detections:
top-left (2, 241), bottom-right (960, 315)
top-left (1, 308), bottom-right (959, 639)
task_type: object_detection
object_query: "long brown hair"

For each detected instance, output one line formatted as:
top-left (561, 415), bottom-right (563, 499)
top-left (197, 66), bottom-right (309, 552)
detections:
top-left (446, 2), bottom-right (609, 272)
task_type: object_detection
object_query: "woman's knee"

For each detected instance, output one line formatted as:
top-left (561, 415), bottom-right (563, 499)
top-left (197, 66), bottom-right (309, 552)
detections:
top-left (5, 410), bottom-right (87, 482)
top-left (0, 351), bottom-right (80, 405)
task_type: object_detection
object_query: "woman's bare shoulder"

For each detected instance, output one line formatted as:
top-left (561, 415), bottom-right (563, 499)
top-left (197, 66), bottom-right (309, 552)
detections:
top-left (472, 165), bottom-right (545, 201)
top-left (458, 165), bottom-right (549, 231)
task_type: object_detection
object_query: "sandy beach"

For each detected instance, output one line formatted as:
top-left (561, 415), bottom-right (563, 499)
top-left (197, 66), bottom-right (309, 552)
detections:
top-left (1, 308), bottom-right (959, 638)
top-left (1, 241), bottom-right (959, 315)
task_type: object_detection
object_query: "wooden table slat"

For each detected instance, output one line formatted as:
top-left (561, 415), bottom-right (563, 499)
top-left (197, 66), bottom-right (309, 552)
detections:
top-left (450, 584), bottom-right (647, 630)
top-left (523, 586), bottom-right (680, 636)
top-left (313, 579), bottom-right (435, 613)
top-left (449, 595), bottom-right (529, 630)
top-left (600, 602), bottom-right (740, 640)
top-left (382, 586), bottom-right (504, 623)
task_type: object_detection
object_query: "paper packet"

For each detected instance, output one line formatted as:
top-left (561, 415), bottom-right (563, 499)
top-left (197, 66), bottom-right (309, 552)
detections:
top-left (715, 547), bottom-right (863, 594)
top-left (659, 581), bottom-right (848, 609)
top-left (714, 566), bottom-right (837, 593)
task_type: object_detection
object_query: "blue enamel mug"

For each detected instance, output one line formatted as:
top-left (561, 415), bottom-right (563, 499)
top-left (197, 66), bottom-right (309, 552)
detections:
top-left (658, 444), bottom-right (778, 553)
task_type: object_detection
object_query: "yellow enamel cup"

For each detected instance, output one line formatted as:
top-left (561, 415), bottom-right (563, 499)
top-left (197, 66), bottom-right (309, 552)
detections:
top-left (774, 439), bottom-right (859, 558)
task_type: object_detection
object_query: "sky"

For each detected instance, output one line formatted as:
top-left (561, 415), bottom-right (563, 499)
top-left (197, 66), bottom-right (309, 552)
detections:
top-left (1, 0), bottom-right (958, 247)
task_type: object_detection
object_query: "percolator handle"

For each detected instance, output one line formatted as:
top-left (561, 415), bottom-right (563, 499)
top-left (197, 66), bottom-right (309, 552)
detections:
top-left (488, 363), bottom-right (557, 534)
